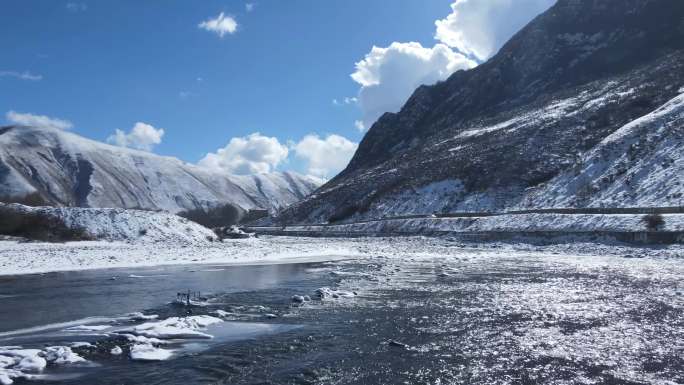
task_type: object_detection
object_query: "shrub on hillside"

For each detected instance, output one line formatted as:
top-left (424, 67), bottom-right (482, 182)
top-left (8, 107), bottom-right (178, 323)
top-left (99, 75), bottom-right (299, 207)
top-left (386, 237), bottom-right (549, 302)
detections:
top-left (178, 203), bottom-right (245, 228)
top-left (0, 192), bottom-right (49, 207)
top-left (0, 205), bottom-right (92, 242)
top-left (642, 213), bottom-right (665, 231)
top-left (240, 209), bottom-right (269, 225)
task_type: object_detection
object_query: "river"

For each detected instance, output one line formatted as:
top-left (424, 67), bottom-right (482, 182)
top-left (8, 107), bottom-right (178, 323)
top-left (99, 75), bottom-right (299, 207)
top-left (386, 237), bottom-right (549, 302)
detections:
top-left (0, 250), bottom-right (682, 384)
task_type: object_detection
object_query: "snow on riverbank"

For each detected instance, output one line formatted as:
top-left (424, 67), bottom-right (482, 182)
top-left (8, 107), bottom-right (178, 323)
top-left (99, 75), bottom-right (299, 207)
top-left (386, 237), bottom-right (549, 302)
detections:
top-left (0, 236), bottom-right (360, 276)
top-left (1, 235), bottom-right (683, 277)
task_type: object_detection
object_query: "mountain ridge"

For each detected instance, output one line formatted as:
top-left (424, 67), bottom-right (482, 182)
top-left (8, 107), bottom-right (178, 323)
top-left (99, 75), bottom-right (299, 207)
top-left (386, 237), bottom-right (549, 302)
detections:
top-left (276, 0), bottom-right (684, 224)
top-left (0, 125), bottom-right (319, 213)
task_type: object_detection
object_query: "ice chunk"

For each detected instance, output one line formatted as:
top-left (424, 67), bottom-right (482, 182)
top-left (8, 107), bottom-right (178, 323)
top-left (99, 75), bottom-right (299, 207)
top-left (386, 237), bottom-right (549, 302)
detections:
top-left (64, 325), bottom-right (110, 332)
top-left (125, 312), bottom-right (159, 321)
top-left (129, 344), bottom-right (173, 361)
top-left (315, 287), bottom-right (356, 300)
top-left (212, 310), bottom-right (234, 318)
top-left (42, 346), bottom-right (86, 364)
top-left (69, 342), bottom-right (94, 349)
top-left (121, 315), bottom-right (223, 340)
top-left (0, 346), bottom-right (86, 385)
top-left (14, 355), bottom-right (46, 372)
top-left (110, 346), bottom-right (122, 355)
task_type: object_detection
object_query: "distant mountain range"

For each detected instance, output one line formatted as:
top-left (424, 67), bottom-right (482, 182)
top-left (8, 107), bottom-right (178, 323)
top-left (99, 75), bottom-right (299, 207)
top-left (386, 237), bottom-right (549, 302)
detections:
top-left (0, 125), bottom-right (319, 213)
top-left (277, 0), bottom-right (684, 224)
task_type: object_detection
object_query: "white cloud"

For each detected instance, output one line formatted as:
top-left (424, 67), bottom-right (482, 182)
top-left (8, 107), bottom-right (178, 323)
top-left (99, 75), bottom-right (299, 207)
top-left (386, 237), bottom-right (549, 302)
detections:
top-left (351, 42), bottom-right (476, 130)
top-left (435, 0), bottom-right (556, 61)
top-left (245, 3), bottom-right (255, 12)
top-left (354, 120), bottom-right (365, 132)
top-left (199, 133), bottom-right (289, 175)
top-left (293, 134), bottom-right (358, 178)
top-left (6, 110), bottom-right (73, 130)
top-left (198, 12), bottom-right (238, 37)
top-left (332, 97), bottom-right (357, 106)
top-left (66, 2), bottom-right (87, 12)
top-left (0, 70), bottom-right (42, 81)
top-left (107, 122), bottom-right (165, 152)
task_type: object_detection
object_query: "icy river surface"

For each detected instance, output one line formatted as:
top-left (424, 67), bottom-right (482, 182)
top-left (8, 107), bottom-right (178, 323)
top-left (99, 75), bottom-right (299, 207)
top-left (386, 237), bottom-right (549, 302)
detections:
top-left (0, 247), bottom-right (682, 384)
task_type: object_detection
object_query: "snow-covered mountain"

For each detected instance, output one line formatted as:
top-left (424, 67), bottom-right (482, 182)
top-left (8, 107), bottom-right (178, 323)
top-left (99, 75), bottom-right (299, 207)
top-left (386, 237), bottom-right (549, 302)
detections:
top-left (276, 0), bottom-right (684, 224)
top-left (0, 125), bottom-right (320, 213)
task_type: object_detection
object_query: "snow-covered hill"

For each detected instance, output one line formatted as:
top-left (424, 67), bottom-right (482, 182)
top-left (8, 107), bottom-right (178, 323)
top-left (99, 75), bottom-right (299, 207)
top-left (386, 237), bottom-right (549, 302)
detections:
top-left (0, 125), bottom-right (320, 213)
top-left (2, 203), bottom-right (217, 244)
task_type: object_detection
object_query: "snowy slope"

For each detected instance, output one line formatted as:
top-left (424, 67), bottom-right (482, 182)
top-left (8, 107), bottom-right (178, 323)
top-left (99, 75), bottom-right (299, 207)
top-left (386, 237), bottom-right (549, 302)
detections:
top-left (3, 203), bottom-right (216, 244)
top-left (0, 126), bottom-right (320, 213)
top-left (521, 93), bottom-right (684, 208)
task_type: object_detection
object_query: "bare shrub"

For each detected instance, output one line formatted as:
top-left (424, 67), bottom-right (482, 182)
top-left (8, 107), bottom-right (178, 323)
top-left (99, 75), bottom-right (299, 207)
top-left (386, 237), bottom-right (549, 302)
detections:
top-left (642, 213), bottom-right (665, 231)
top-left (328, 205), bottom-right (359, 223)
top-left (0, 192), bottom-right (49, 207)
top-left (0, 205), bottom-right (92, 242)
top-left (178, 203), bottom-right (245, 228)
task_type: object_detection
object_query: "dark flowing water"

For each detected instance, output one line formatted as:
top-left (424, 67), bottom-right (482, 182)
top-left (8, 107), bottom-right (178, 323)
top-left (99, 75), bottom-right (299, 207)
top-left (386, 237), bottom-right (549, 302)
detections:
top-left (0, 252), bottom-right (682, 385)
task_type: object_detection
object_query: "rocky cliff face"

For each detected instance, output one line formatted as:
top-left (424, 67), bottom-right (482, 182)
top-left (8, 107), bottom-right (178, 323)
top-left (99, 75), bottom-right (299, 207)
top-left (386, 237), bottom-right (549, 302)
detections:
top-left (0, 125), bottom-right (319, 213)
top-left (277, 0), bottom-right (684, 224)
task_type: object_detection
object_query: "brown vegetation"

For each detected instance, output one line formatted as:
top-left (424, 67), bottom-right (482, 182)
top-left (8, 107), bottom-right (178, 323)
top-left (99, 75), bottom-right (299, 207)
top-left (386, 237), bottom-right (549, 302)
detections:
top-left (178, 203), bottom-right (245, 228)
top-left (0, 205), bottom-right (92, 242)
top-left (0, 192), bottom-right (49, 207)
top-left (642, 213), bottom-right (666, 231)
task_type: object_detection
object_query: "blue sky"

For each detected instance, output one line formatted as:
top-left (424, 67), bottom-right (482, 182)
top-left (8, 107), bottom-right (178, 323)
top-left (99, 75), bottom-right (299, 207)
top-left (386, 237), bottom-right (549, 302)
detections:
top-left (1, 0), bottom-right (555, 178)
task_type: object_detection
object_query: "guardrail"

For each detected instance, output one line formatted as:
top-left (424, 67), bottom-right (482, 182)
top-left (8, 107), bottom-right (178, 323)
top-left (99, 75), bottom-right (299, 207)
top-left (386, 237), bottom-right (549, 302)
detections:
top-left (245, 228), bottom-right (684, 245)
top-left (244, 207), bottom-right (684, 245)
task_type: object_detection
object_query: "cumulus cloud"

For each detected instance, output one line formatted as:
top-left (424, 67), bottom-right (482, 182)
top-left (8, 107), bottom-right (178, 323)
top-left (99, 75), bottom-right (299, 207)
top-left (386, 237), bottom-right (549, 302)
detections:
top-left (347, 1), bottom-right (555, 131)
top-left (107, 122), bottom-right (165, 152)
top-left (351, 42), bottom-right (476, 130)
top-left (435, 0), bottom-right (556, 61)
top-left (199, 133), bottom-right (289, 175)
top-left (6, 110), bottom-right (73, 130)
top-left (0, 70), bottom-right (42, 81)
top-left (198, 12), bottom-right (238, 37)
top-left (245, 3), bottom-right (255, 12)
top-left (293, 134), bottom-right (358, 178)
top-left (66, 2), bottom-right (87, 12)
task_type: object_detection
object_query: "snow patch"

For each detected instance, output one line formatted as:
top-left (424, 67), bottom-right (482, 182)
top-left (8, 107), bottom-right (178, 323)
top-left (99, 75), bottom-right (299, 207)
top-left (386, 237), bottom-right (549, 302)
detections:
top-left (521, 93), bottom-right (684, 208)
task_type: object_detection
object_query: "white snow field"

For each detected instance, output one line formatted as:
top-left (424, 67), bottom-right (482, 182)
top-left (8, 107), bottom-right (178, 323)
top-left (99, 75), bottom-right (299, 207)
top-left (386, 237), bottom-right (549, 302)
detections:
top-left (1, 234), bottom-right (683, 277)
top-left (0, 236), bottom-right (359, 276)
